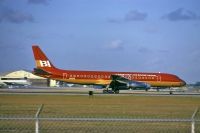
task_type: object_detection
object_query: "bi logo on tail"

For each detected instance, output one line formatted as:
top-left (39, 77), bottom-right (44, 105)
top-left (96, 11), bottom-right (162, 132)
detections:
top-left (37, 60), bottom-right (51, 67)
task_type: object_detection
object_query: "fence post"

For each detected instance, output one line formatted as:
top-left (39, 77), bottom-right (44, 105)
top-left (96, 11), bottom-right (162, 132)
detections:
top-left (35, 104), bottom-right (44, 133)
top-left (191, 107), bottom-right (199, 133)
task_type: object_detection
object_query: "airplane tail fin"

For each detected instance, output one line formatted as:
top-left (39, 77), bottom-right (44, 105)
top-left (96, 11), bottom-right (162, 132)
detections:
top-left (32, 45), bottom-right (57, 71)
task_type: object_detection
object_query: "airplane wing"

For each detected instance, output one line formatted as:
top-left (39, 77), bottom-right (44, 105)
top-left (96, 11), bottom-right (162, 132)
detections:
top-left (3, 82), bottom-right (31, 86)
top-left (0, 82), bottom-right (7, 87)
top-left (111, 75), bottom-right (130, 82)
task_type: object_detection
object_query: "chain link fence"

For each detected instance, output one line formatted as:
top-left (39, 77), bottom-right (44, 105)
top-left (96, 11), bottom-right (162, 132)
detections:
top-left (0, 104), bottom-right (199, 133)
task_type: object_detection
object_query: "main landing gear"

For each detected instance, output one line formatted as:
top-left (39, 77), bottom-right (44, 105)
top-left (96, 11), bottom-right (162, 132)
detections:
top-left (103, 86), bottom-right (120, 94)
top-left (103, 89), bottom-right (120, 94)
top-left (169, 88), bottom-right (173, 95)
top-left (114, 89), bottom-right (119, 94)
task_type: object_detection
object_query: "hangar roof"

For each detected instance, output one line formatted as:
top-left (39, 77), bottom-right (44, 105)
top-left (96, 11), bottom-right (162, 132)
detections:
top-left (0, 70), bottom-right (45, 79)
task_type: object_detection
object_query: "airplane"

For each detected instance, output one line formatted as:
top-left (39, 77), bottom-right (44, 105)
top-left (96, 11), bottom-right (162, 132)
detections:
top-left (0, 77), bottom-right (31, 88)
top-left (32, 45), bottom-right (186, 94)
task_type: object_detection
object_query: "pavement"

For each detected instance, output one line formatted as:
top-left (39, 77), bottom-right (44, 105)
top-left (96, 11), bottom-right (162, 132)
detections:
top-left (0, 87), bottom-right (200, 97)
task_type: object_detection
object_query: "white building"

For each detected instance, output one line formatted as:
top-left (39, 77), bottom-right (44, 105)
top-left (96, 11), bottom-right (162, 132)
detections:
top-left (0, 70), bottom-right (57, 87)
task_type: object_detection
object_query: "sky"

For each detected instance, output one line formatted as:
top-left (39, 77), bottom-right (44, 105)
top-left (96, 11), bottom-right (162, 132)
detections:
top-left (0, 0), bottom-right (200, 83)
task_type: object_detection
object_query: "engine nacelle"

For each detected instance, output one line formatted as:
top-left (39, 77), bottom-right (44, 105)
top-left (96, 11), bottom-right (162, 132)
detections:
top-left (127, 81), bottom-right (151, 89)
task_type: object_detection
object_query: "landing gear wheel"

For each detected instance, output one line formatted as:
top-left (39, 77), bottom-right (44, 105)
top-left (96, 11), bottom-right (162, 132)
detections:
top-left (169, 87), bottom-right (173, 95)
top-left (103, 90), bottom-right (108, 94)
top-left (114, 90), bottom-right (119, 94)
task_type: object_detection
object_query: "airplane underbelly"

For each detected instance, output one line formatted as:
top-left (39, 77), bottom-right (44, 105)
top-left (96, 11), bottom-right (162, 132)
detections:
top-left (54, 78), bottom-right (111, 85)
top-left (146, 81), bottom-right (182, 87)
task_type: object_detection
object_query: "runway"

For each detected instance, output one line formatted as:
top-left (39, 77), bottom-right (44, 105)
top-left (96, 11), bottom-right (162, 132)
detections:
top-left (0, 87), bottom-right (200, 97)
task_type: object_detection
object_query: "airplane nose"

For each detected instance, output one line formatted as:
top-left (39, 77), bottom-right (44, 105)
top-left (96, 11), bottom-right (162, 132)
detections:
top-left (181, 80), bottom-right (186, 86)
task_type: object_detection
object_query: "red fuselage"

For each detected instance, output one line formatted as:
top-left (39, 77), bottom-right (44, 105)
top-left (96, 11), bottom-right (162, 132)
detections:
top-left (36, 68), bottom-right (186, 87)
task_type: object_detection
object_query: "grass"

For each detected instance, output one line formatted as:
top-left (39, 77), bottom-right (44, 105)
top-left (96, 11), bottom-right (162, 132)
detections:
top-left (0, 94), bottom-right (200, 132)
top-left (0, 95), bottom-right (199, 118)
top-left (39, 121), bottom-right (191, 133)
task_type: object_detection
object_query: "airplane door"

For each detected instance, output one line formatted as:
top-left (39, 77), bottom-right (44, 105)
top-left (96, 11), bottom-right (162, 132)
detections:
top-left (157, 75), bottom-right (161, 82)
top-left (62, 73), bottom-right (68, 79)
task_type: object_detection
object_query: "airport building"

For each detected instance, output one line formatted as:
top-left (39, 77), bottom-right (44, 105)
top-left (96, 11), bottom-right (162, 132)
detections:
top-left (0, 70), bottom-right (96, 88)
top-left (0, 70), bottom-right (57, 87)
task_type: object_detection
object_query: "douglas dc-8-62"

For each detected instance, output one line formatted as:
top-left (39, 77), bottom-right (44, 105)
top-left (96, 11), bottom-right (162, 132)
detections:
top-left (32, 45), bottom-right (186, 93)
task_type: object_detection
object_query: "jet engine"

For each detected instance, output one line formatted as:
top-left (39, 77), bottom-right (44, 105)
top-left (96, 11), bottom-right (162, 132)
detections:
top-left (127, 81), bottom-right (151, 89)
